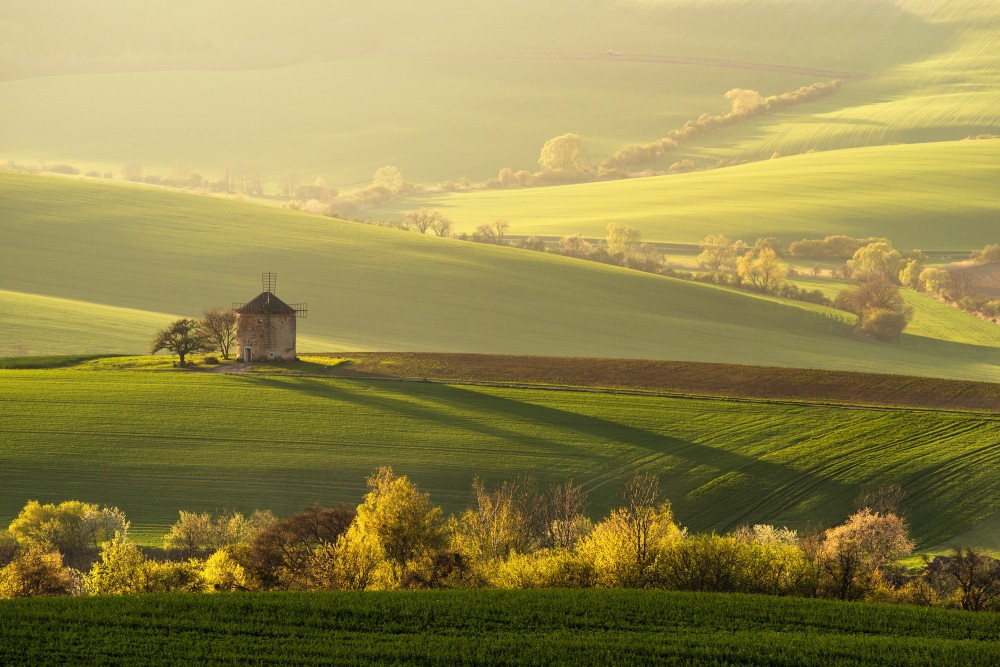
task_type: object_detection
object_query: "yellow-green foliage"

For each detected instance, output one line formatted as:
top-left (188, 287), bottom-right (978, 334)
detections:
top-left (578, 502), bottom-right (682, 588)
top-left (352, 468), bottom-right (446, 584)
top-left (202, 548), bottom-right (249, 593)
top-left (85, 536), bottom-right (205, 596)
top-left (491, 549), bottom-right (596, 589)
top-left (0, 548), bottom-right (74, 599)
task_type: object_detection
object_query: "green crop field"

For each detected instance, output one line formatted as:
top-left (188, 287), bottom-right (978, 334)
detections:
top-left (378, 139), bottom-right (1000, 248)
top-left (3, 368), bottom-right (1000, 547)
top-left (4, 172), bottom-right (1000, 382)
top-left (1, 1), bottom-right (995, 190)
top-left (3, 590), bottom-right (1000, 666)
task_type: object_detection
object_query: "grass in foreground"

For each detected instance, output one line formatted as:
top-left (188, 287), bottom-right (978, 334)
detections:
top-left (2, 590), bottom-right (999, 666)
top-left (3, 369), bottom-right (1000, 547)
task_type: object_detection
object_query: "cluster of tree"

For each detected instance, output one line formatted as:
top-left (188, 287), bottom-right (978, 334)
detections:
top-left (150, 307), bottom-right (238, 366)
top-left (0, 160), bottom-right (113, 179)
top-left (788, 235), bottom-right (891, 260)
top-left (909, 243), bottom-right (1000, 322)
top-left (686, 234), bottom-right (829, 305)
top-left (3, 471), bottom-right (999, 613)
top-left (317, 166), bottom-right (416, 218)
top-left (972, 243), bottom-right (1000, 265)
top-left (480, 82), bottom-right (841, 192)
top-left (832, 241), bottom-right (914, 342)
top-left (598, 81), bottom-right (841, 174)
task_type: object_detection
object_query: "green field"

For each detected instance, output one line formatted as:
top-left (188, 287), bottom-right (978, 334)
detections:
top-left (4, 172), bottom-right (1000, 381)
top-left (3, 368), bottom-right (1000, 547)
top-left (1, 1), bottom-right (993, 188)
top-left (378, 139), bottom-right (1000, 248)
top-left (3, 590), bottom-right (1000, 666)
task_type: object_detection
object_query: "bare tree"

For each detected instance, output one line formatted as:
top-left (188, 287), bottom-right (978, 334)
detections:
top-left (854, 484), bottom-right (907, 515)
top-left (200, 307), bottom-right (238, 360)
top-left (492, 219), bottom-right (510, 245)
top-left (405, 209), bottom-right (437, 234)
top-left (621, 473), bottom-right (663, 574)
top-left (930, 548), bottom-right (1000, 611)
top-left (431, 216), bottom-right (453, 237)
top-left (542, 480), bottom-right (589, 549)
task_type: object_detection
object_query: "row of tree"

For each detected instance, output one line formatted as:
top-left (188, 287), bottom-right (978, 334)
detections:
top-left (2, 470), bottom-right (998, 612)
top-left (150, 308), bottom-right (237, 365)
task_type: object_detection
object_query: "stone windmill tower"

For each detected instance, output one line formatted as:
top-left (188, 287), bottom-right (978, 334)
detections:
top-left (233, 273), bottom-right (307, 362)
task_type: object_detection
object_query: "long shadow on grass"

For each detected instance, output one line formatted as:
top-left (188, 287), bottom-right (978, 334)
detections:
top-left (235, 375), bottom-right (854, 529)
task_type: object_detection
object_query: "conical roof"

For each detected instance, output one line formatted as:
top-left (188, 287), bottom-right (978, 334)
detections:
top-left (235, 291), bottom-right (297, 315)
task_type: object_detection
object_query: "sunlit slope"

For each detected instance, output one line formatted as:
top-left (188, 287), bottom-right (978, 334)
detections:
top-left (681, 1), bottom-right (1000, 167)
top-left (0, 59), bottom-right (815, 188)
top-left (0, 290), bottom-right (331, 357)
top-left (0, 0), bottom-right (958, 186)
top-left (382, 140), bottom-right (1000, 249)
top-left (3, 174), bottom-right (1000, 381)
top-left (4, 371), bottom-right (1000, 547)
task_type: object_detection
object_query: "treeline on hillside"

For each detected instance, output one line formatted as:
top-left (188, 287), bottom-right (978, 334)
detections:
top-left (792, 236), bottom-right (1000, 326)
top-left (2, 469), bottom-right (999, 613)
top-left (378, 220), bottom-right (999, 344)
top-left (0, 81), bottom-right (840, 213)
top-left (485, 81), bottom-right (841, 190)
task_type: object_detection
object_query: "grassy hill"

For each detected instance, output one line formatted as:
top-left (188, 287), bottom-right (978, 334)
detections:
top-left (378, 139), bottom-right (1000, 248)
top-left (4, 366), bottom-right (1000, 547)
top-left (4, 590), bottom-right (1000, 666)
top-left (1, 0), bottom-right (991, 188)
top-left (4, 173), bottom-right (1000, 381)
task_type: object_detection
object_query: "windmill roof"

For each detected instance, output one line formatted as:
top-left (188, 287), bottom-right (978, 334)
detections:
top-left (235, 291), bottom-right (297, 315)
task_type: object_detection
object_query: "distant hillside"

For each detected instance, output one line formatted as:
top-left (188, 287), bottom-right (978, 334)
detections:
top-left (3, 173), bottom-right (1000, 382)
top-left (2, 0), bottom-right (990, 187)
top-left (378, 140), bottom-right (1000, 249)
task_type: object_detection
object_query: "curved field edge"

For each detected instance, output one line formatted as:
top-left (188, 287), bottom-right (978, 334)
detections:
top-left (376, 139), bottom-right (1000, 248)
top-left (2, 590), bottom-right (1000, 666)
top-left (3, 370), bottom-right (1000, 547)
top-left (312, 352), bottom-right (1000, 413)
top-left (4, 173), bottom-right (1000, 383)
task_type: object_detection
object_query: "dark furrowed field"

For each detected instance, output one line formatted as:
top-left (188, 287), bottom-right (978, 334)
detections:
top-left (320, 352), bottom-right (1000, 412)
top-left (3, 368), bottom-right (1000, 547)
top-left (2, 590), bottom-right (1000, 666)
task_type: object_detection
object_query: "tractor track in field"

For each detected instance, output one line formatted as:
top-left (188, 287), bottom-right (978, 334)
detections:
top-left (306, 373), bottom-right (1000, 418)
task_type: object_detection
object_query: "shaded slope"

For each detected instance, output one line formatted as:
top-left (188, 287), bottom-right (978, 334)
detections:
top-left (3, 173), bottom-right (1000, 381)
top-left (4, 370), bottom-right (1000, 546)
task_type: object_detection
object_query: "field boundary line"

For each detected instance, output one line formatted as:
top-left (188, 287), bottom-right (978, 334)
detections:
top-left (313, 372), bottom-right (1000, 417)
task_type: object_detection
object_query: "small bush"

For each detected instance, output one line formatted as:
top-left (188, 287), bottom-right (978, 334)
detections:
top-left (859, 309), bottom-right (909, 342)
top-left (203, 356), bottom-right (220, 365)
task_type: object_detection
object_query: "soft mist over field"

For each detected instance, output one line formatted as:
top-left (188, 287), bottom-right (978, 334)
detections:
top-left (1, 0), bottom-right (983, 187)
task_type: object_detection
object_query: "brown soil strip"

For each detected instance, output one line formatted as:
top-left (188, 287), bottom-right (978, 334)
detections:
top-left (318, 352), bottom-right (1000, 413)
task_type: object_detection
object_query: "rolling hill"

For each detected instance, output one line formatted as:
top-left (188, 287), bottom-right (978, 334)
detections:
top-left (3, 173), bottom-right (1000, 382)
top-left (1, 0), bottom-right (993, 188)
top-left (4, 366), bottom-right (1000, 547)
top-left (376, 139), bottom-right (1000, 248)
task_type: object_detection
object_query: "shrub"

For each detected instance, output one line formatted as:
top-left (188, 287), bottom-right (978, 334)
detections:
top-left (859, 308), bottom-right (910, 342)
